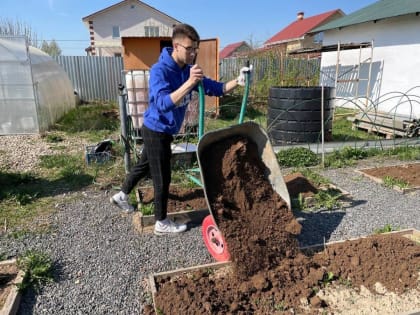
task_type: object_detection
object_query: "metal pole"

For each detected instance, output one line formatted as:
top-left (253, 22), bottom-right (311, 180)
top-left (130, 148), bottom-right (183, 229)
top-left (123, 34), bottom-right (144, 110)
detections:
top-left (118, 84), bottom-right (130, 173)
top-left (321, 85), bottom-right (325, 168)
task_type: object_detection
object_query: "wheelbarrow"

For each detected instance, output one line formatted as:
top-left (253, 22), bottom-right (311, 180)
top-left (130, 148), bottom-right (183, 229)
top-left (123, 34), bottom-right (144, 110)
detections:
top-left (197, 121), bottom-right (291, 262)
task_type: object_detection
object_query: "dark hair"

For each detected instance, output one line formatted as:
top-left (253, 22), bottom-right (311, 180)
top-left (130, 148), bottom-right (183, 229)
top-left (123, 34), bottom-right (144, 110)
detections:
top-left (172, 23), bottom-right (200, 42)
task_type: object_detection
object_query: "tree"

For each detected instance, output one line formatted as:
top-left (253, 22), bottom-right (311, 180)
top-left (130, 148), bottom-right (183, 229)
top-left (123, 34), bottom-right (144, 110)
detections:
top-left (40, 40), bottom-right (62, 56)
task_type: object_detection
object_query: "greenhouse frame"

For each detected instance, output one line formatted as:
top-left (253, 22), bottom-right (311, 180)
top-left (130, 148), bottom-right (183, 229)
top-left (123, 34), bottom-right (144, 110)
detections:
top-left (0, 36), bottom-right (75, 135)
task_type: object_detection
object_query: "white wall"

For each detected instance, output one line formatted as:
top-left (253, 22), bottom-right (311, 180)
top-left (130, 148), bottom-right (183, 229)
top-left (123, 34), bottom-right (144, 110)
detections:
top-left (92, 2), bottom-right (178, 54)
top-left (320, 15), bottom-right (420, 118)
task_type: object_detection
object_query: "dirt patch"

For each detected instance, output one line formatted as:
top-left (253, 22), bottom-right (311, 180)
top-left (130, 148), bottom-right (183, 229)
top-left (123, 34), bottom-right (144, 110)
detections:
top-left (149, 136), bottom-right (420, 314)
top-left (359, 163), bottom-right (420, 188)
top-left (284, 172), bottom-right (319, 199)
top-left (140, 185), bottom-right (207, 213)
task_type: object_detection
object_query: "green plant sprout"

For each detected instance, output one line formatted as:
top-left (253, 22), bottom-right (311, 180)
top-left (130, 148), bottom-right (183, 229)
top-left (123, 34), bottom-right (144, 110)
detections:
top-left (17, 250), bottom-right (54, 292)
top-left (382, 176), bottom-right (409, 189)
top-left (374, 224), bottom-right (399, 234)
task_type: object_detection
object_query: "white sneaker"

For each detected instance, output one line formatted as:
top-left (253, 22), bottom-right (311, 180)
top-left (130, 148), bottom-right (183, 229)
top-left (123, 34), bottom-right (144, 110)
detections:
top-left (110, 193), bottom-right (134, 212)
top-left (154, 218), bottom-right (187, 235)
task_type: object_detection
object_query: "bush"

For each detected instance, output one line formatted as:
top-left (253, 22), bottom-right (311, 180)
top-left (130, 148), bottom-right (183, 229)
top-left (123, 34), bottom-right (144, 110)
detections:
top-left (276, 147), bottom-right (319, 167)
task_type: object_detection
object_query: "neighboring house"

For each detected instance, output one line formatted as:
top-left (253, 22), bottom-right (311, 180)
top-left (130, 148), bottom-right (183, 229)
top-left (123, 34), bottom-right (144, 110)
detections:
top-left (82, 0), bottom-right (181, 57)
top-left (219, 41), bottom-right (252, 59)
top-left (264, 10), bottom-right (344, 55)
top-left (311, 0), bottom-right (420, 117)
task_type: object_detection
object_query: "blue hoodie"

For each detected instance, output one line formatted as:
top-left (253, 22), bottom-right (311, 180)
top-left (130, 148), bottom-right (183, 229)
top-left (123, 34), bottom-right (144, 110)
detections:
top-left (143, 47), bottom-right (224, 135)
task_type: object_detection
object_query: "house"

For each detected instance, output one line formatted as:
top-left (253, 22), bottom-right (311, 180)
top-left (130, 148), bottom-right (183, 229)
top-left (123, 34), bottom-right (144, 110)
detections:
top-left (264, 10), bottom-right (344, 55)
top-left (219, 41), bottom-right (252, 59)
top-left (82, 0), bottom-right (181, 57)
top-left (311, 0), bottom-right (420, 118)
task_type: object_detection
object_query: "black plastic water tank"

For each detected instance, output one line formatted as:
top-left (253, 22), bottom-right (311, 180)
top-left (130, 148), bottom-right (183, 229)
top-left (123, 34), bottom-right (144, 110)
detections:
top-left (267, 86), bottom-right (333, 144)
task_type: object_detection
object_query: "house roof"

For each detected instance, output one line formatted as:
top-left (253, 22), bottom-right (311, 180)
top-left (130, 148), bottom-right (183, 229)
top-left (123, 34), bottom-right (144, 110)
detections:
top-left (82, 0), bottom-right (181, 23)
top-left (312, 0), bottom-right (420, 33)
top-left (264, 9), bottom-right (343, 46)
top-left (219, 41), bottom-right (248, 59)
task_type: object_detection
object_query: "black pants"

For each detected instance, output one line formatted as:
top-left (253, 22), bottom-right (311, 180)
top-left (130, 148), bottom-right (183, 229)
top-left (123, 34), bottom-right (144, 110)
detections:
top-left (121, 125), bottom-right (173, 221)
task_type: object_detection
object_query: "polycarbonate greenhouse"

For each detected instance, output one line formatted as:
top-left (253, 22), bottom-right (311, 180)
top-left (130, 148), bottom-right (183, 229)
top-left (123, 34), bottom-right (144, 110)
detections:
top-left (0, 36), bottom-right (75, 134)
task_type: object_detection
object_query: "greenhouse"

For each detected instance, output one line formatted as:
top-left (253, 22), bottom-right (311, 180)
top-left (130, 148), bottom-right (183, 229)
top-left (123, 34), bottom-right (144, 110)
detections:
top-left (0, 36), bottom-right (75, 134)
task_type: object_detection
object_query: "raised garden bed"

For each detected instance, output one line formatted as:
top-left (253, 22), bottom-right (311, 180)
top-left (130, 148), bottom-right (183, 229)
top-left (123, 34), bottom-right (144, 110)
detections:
top-left (133, 185), bottom-right (209, 232)
top-left (0, 259), bottom-right (25, 315)
top-left (356, 162), bottom-right (420, 193)
top-left (148, 229), bottom-right (420, 314)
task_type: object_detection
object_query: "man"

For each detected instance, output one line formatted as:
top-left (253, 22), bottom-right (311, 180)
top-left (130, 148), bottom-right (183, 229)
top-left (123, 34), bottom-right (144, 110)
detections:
top-left (111, 23), bottom-right (251, 235)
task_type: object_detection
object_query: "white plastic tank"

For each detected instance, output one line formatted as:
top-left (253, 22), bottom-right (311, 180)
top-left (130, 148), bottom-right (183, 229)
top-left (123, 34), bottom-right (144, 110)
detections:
top-left (125, 70), bottom-right (150, 129)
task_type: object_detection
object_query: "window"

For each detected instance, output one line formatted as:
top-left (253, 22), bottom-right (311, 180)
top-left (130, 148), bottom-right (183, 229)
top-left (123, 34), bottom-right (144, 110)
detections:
top-left (112, 26), bottom-right (120, 38)
top-left (145, 26), bottom-right (159, 37)
top-left (314, 32), bottom-right (324, 44)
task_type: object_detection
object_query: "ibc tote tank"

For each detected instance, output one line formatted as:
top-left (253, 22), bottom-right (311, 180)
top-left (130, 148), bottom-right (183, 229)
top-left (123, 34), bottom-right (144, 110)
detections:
top-left (125, 70), bottom-right (150, 130)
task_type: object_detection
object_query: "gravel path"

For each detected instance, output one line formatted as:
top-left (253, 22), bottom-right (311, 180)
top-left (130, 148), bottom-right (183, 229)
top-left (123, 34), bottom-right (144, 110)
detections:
top-left (1, 135), bottom-right (419, 314)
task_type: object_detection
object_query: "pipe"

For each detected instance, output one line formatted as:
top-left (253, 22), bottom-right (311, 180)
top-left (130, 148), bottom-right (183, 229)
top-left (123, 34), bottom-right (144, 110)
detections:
top-left (118, 84), bottom-right (130, 173)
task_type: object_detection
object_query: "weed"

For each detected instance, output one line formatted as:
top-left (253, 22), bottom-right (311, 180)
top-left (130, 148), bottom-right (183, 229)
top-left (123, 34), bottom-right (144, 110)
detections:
top-left (273, 301), bottom-right (286, 311)
top-left (43, 133), bottom-right (64, 143)
top-left (339, 277), bottom-right (352, 288)
top-left (53, 103), bottom-right (119, 133)
top-left (17, 250), bottom-right (54, 292)
top-left (382, 176), bottom-right (409, 189)
top-left (293, 168), bottom-right (330, 187)
top-left (276, 147), bottom-right (319, 167)
top-left (374, 224), bottom-right (399, 234)
top-left (140, 203), bottom-right (154, 216)
top-left (321, 271), bottom-right (335, 286)
top-left (312, 189), bottom-right (343, 211)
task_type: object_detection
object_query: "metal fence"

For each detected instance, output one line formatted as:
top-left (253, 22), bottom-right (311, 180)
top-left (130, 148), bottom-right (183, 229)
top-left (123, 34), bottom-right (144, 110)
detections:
top-left (54, 55), bottom-right (124, 102)
top-left (219, 53), bottom-right (321, 87)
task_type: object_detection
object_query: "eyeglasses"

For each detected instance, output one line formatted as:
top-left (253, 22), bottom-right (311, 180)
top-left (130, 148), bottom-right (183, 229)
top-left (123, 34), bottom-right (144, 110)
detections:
top-left (177, 43), bottom-right (199, 54)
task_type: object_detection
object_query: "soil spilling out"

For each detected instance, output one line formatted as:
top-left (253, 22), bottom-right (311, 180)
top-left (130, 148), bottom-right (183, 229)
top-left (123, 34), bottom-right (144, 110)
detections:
top-left (152, 136), bottom-right (420, 314)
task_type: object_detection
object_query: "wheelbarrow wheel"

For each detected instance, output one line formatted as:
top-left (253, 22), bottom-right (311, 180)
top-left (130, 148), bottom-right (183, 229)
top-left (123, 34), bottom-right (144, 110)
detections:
top-left (202, 215), bottom-right (230, 262)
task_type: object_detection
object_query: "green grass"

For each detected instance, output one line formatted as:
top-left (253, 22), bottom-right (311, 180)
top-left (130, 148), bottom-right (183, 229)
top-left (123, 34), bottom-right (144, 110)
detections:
top-left (331, 108), bottom-right (380, 141)
top-left (17, 250), bottom-right (54, 292)
top-left (374, 224), bottom-right (400, 234)
top-left (277, 147), bottom-right (319, 168)
top-left (52, 102), bottom-right (120, 134)
top-left (382, 176), bottom-right (410, 189)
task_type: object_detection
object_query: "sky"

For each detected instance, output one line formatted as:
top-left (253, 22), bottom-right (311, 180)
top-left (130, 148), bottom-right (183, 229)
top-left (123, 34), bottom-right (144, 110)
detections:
top-left (0, 0), bottom-right (378, 56)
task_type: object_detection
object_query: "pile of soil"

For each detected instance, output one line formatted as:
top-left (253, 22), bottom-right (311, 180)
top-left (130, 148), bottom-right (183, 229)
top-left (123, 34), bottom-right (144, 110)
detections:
top-left (151, 137), bottom-right (420, 314)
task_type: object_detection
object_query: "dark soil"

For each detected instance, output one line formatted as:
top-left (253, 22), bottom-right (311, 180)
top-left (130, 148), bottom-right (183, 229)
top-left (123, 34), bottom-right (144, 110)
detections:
top-left (140, 185), bottom-right (207, 213)
top-left (148, 136), bottom-right (420, 314)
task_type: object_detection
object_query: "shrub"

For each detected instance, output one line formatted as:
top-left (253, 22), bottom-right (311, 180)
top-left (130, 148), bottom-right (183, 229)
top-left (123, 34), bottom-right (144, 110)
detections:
top-left (276, 147), bottom-right (319, 167)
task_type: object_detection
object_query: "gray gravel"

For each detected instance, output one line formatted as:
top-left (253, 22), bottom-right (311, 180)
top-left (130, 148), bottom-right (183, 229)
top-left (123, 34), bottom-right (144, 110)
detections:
top-left (1, 159), bottom-right (419, 314)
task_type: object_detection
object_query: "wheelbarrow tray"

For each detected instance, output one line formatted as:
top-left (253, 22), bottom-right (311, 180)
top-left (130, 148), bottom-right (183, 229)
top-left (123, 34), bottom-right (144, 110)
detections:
top-left (196, 121), bottom-right (291, 223)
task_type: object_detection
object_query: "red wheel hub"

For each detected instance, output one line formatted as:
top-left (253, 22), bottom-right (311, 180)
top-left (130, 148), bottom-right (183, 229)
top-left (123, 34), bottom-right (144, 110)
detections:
top-left (201, 215), bottom-right (230, 262)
